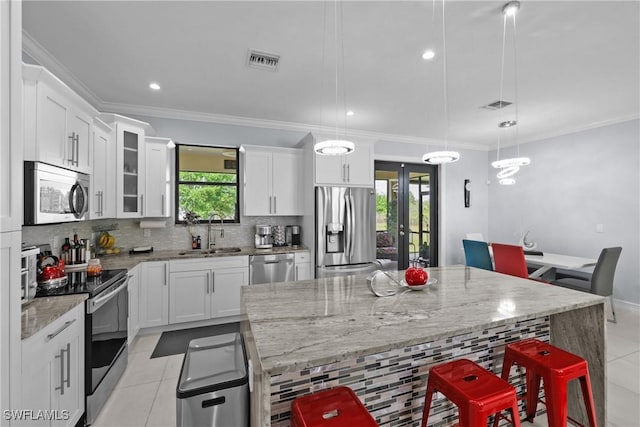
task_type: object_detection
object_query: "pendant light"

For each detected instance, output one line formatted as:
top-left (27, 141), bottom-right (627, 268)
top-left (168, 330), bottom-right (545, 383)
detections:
top-left (492, 1), bottom-right (530, 184)
top-left (314, 0), bottom-right (355, 156)
top-left (423, 0), bottom-right (460, 165)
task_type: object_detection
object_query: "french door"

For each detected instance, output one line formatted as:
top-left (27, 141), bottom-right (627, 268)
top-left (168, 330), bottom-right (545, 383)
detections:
top-left (374, 161), bottom-right (438, 270)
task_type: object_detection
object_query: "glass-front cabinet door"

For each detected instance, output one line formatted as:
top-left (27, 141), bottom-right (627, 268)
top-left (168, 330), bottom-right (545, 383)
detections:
top-left (115, 122), bottom-right (146, 218)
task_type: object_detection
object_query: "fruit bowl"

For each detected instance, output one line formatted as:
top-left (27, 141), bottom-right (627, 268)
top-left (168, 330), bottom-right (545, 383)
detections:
top-left (400, 278), bottom-right (437, 291)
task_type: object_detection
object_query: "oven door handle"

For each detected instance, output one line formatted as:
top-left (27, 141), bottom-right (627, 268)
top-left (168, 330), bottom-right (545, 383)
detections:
top-left (88, 277), bottom-right (129, 314)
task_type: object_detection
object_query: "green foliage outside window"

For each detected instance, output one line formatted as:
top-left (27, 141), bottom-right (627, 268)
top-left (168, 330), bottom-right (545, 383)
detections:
top-left (178, 171), bottom-right (237, 222)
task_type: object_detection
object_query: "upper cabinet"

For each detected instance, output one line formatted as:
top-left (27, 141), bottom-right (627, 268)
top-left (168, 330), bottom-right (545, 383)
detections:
top-left (90, 118), bottom-right (115, 219)
top-left (242, 146), bottom-right (303, 216)
top-left (314, 139), bottom-right (374, 187)
top-left (23, 64), bottom-right (95, 175)
top-left (144, 137), bottom-right (171, 217)
top-left (102, 114), bottom-right (149, 218)
top-left (0, 5), bottom-right (22, 232)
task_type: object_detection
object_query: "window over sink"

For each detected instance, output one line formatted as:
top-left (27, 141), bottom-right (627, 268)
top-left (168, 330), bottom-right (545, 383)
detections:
top-left (175, 145), bottom-right (240, 224)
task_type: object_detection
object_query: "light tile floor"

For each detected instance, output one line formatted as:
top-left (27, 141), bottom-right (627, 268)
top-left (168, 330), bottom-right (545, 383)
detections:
top-left (93, 303), bottom-right (640, 427)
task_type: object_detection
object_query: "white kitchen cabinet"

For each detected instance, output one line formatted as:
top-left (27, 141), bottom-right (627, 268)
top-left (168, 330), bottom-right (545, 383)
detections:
top-left (294, 251), bottom-right (311, 280)
top-left (243, 146), bottom-right (302, 216)
top-left (139, 261), bottom-right (169, 328)
top-left (127, 265), bottom-right (140, 345)
top-left (169, 269), bottom-right (210, 324)
top-left (90, 118), bottom-right (115, 219)
top-left (314, 140), bottom-right (374, 187)
top-left (169, 256), bottom-right (248, 324)
top-left (0, 2), bottom-right (22, 233)
top-left (102, 114), bottom-right (149, 219)
top-left (144, 137), bottom-right (171, 217)
top-left (20, 303), bottom-right (85, 427)
top-left (23, 64), bottom-right (94, 174)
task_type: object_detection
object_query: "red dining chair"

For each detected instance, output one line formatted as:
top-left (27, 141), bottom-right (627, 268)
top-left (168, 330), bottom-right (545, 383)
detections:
top-left (492, 243), bottom-right (529, 279)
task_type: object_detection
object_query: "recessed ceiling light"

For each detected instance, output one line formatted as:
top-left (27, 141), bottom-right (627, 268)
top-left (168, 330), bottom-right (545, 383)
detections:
top-left (422, 50), bottom-right (435, 60)
top-left (149, 82), bottom-right (161, 91)
top-left (346, 110), bottom-right (355, 117)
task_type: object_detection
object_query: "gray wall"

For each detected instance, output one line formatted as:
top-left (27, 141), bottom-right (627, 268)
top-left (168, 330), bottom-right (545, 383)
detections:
top-left (488, 119), bottom-right (640, 304)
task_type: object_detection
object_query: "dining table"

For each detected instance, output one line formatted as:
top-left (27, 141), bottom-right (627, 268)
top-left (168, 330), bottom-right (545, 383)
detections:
top-left (524, 252), bottom-right (597, 280)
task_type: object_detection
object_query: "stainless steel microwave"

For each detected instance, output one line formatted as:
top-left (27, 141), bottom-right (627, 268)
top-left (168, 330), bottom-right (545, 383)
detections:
top-left (24, 161), bottom-right (90, 225)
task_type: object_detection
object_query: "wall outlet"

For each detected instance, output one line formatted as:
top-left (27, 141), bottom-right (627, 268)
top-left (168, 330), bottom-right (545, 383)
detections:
top-left (143, 228), bottom-right (151, 237)
top-left (596, 223), bottom-right (604, 233)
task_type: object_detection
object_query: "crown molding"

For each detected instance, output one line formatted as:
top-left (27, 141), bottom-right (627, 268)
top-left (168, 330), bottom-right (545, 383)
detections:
top-left (22, 30), bottom-right (104, 110)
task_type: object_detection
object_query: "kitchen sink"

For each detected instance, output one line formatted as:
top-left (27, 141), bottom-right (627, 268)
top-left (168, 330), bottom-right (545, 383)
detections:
top-left (178, 247), bottom-right (243, 256)
top-left (210, 247), bottom-right (242, 254)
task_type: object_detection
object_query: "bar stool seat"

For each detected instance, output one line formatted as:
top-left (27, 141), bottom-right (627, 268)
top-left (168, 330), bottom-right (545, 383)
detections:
top-left (499, 338), bottom-right (597, 427)
top-left (421, 358), bottom-right (521, 427)
top-left (290, 386), bottom-right (378, 427)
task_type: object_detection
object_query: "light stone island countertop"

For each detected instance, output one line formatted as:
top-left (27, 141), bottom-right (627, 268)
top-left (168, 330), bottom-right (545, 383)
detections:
top-left (241, 265), bottom-right (604, 375)
top-left (100, 245), bottom-right (309, 270)
top-left (21, 294), bottom-right (87, 339)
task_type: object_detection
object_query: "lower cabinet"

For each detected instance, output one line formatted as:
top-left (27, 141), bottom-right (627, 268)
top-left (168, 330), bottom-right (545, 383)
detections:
top-left (20, 303), bottom-right (84, 427)
top-left (127, 265), bottom-right (140, 344)
top-left (139, 261), bottom-right (169, 328)
top-left (294, 251), bottom-right (311, 280)
top-left (168, 256), bottom-right (249, 325)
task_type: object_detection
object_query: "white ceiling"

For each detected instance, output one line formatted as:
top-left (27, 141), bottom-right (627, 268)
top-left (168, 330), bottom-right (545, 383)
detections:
top-left (22, 1), bottom-right (640, 151)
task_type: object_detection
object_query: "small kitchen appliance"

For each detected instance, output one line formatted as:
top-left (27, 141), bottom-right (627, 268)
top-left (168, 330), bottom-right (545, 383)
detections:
top-left (272, 225), bottom-right (286, 247)
top-left (254, 225), bottom-right (273, 249)
top-left (290, 225), bottom-right (301, 246)
top-left (21, 245), bottom-right (40, 305)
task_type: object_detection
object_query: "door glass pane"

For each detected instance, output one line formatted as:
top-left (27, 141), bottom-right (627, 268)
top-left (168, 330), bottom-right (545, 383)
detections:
top-left (408, 172), bottom-right (431, 266)
top-left (374, 169), bottom-right (399, 270)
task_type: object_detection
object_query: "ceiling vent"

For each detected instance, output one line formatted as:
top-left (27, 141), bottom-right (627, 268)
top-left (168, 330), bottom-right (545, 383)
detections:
top-left (482, 100), bottom-right (512, 110)
top-left (247, 49), bottom-right (280, 71)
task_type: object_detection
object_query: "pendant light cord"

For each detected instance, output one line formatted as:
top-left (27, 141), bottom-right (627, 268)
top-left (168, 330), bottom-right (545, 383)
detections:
top-left (319, 1), bottom-right (327, 135)
top-left (441, 0), bottom-right (449, 150)
top-left (497, 13), bottom-right (507, 162)
top-left (333, 0), bottom-right (339, 141)
top-left (512, 12), bottom-right (520, 157)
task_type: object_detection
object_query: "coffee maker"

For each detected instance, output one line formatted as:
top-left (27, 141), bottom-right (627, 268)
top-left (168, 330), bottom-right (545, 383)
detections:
top-left (254, 225), bottom-right (273, 249)
top-left (286, 225), bottom-right (301, 247)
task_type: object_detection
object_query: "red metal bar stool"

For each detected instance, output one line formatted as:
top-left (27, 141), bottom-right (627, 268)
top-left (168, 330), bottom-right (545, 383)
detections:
top-left (499, 338), bottom-right (597, 427)
top-left (421, 358), bottom-right (522, 427)
top-left (290, 386), bottom-right (378, 427)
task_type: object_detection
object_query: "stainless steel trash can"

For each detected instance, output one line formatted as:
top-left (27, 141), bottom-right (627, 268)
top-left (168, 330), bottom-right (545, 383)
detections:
top-left (176, 333), bottom-right (248, 427)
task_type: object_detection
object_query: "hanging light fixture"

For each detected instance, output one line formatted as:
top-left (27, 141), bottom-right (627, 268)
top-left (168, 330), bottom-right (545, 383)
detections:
top-left (492, 0), bottom-right (530, 183)
top-left (314, 0), bottom-right (355, 156)
top-left (423, 0), bottom-right (460, 165)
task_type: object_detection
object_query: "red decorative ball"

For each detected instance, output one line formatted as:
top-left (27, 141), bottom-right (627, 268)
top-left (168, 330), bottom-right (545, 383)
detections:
top-left (405, 267), bottom-right (428, 286)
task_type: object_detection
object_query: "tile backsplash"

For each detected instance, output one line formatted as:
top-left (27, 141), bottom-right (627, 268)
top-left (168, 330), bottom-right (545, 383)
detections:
top-left (22, 216), bottom-right (303, 256)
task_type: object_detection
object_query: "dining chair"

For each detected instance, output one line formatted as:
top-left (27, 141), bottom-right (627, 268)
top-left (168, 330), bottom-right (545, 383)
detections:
top-left (462, 239), bottom-right (493, 271)
top-left (492, 243), bottom-right (529, 279)
top-left (552, 247), bottom-right (622, 323)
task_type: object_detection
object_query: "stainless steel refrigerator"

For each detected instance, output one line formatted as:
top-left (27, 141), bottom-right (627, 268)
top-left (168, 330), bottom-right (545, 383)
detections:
top-left (315, 186), bottom-right (377, 278)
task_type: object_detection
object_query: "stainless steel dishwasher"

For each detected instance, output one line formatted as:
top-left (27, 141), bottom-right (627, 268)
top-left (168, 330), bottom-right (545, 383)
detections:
top-left (249, 253), bottom-right (294, 285)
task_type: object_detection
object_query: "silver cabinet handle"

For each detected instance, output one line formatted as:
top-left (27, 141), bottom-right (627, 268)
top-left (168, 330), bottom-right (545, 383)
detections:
top-left (161, 194), bottom-right (165, 216)
top-left (274, 196), bottom-right (276, 214)
top-left (206, 272), bottom-right (210, 294)
top-left (100, 191), bottom-right (104, 216)
top-left (347, 164), bottom-right (350, 182)
top-left (55, 349), bottom-right (65, 395)
top-left (75, 133), bottom-right (80, 166)
top-left (295, 265), bottom-right (299, 280)
top-left (342, 164), bottom-right (346, 182)
top-left (140, 194), bottom-right (144, 216)
top-left (64, 342), bottom-right (71, 389)
top-left (164, 263), bottom-right (168, 286)
top-left (211, 272), bottom-right (215, 294)
top-left (269, 196), bottom-right (273, 214)
top-left (47, 319), bottom-right (76, 341)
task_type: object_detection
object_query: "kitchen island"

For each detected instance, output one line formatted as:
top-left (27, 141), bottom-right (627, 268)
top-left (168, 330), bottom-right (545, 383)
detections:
top-left (241, 266), bottom-right (605, 427)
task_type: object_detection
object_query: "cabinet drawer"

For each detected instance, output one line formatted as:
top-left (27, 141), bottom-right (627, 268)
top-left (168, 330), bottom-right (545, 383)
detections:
top-left (294, 251), bottom-right (310, 263)
top-left (170, 255), bottom-right (249, 272)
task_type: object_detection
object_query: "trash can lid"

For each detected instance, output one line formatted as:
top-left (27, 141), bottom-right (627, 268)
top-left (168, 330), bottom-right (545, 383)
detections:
top-left (177, 332), bottom-right (248, 399)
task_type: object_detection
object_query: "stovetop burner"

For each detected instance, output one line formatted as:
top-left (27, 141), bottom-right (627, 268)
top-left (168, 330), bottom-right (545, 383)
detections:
top-left (36, 268), bottom-right (128, 298)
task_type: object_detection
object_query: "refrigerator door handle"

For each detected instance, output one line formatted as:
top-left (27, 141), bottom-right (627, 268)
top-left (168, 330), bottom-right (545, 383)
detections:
top-left (344, 192), bottom-right (352, 259)
top-left (348, 192), bottom-right (355, 258)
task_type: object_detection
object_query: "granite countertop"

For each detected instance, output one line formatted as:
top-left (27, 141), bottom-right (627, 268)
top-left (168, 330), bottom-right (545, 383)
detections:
top-left (21, 294), bottom-right (87, 339)
top-left (241, 266), bottom-right (604, 374)
top-left (100, 245), bottom-right (309, 270)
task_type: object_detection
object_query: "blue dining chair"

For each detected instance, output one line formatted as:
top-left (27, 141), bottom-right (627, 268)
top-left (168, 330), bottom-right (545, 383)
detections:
top-left (462, 239), bottom-right (493, 271)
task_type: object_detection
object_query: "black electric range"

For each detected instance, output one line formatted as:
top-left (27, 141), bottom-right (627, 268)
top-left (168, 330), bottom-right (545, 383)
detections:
top-left (36, 268), bottom-right (128, 298)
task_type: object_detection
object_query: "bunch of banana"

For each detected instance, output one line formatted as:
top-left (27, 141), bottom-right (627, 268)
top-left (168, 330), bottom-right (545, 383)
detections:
top-left (98, 232), bottom-right (116, 249)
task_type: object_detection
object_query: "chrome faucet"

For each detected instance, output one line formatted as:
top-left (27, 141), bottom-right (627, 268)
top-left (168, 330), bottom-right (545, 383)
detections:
top-left (207, 213), bottom-right (225, 249)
